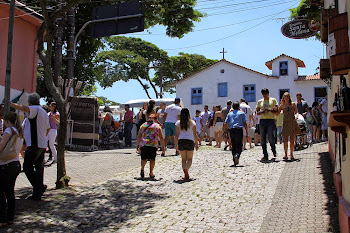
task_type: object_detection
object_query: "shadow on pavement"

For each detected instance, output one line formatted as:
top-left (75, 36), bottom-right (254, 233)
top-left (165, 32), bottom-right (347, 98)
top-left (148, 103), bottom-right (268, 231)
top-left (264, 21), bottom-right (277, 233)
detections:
top-left (134, 177), bottom-right (163, 182)
top-left (319, 152), bottom-right (339, 233)
top-left (9, 179), bottom-right (168, 232)
top-left (229, 165), bottom-right (245, 168)
top-left (173, 178), bottom-right (196, 184)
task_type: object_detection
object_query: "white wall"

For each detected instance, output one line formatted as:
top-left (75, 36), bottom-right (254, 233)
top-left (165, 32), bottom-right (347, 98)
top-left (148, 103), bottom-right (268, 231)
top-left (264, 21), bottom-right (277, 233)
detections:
top-left (271, 56), bottom-right (298, 77)
top-left (176, 60), bottom-right (327, 116)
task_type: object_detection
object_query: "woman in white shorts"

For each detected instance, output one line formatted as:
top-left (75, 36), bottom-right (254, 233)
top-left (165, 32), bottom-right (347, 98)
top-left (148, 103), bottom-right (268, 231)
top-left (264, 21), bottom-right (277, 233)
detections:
top-left (213, 105), bottom-right (224, 148)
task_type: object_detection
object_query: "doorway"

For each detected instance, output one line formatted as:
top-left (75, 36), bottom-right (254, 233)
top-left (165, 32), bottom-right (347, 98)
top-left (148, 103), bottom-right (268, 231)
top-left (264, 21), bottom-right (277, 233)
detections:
top-left (279, 89), bottom-right (290, 103)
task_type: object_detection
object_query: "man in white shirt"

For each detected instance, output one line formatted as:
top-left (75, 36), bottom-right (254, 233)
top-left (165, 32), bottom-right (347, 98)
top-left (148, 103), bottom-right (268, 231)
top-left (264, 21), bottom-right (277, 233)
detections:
top-left (162, 97), bottom-right (182, 155)
top-left (11, 93), bottom-right (50, 201)
top-left (319, 95), bottom-right (328, 141)
top-left (240, 98), bottom-right (254, 150)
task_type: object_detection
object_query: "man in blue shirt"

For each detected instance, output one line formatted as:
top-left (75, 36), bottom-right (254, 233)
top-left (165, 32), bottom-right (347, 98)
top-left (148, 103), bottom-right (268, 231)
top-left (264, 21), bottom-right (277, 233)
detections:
top-left (225, 101), bottom-right (248, 166)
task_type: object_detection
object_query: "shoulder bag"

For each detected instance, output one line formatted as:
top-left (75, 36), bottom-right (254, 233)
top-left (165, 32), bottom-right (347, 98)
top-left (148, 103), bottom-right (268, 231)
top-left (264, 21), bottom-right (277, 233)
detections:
top-left (0, 128), bottom-right (19, 161)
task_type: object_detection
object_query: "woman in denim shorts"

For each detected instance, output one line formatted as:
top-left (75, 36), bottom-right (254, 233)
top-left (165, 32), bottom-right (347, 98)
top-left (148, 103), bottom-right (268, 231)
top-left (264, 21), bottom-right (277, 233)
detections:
top-left (175, 108), bottom-right (199, 180)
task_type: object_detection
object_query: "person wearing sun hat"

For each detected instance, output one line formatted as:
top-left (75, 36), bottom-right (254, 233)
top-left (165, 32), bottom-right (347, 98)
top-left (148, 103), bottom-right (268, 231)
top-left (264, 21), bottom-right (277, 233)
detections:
top-left (137, 113), bottom-right (165, 179)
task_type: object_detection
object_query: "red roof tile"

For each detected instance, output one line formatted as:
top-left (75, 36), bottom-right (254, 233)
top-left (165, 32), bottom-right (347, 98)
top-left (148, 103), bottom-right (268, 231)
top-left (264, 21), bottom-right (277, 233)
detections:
top-left (265, 54), bottom-right (306, 70)
top-left (294, 74), bottom-right (320, 81)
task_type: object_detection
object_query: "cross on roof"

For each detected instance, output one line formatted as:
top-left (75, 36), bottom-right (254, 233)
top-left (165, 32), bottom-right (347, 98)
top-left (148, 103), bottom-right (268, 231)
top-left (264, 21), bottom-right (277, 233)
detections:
top-left (220, 48), bottom-right (227, 59)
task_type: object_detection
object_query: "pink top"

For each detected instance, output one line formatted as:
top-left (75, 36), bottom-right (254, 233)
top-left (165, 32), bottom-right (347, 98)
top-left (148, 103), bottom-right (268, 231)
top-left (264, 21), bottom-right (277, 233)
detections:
top-left (48, 112), bottom-right (59, 129)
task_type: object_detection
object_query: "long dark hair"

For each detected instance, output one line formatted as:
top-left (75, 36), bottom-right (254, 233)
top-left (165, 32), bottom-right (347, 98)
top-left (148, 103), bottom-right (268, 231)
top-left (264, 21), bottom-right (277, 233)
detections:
top-left (50, 102), bottom-right (58, 113)
top-left (4, 111), bottom-right (24, 138)
top-left (180, 108), bottom-right (191, 130)
top-left (147, 100), bottom-right (155, 116)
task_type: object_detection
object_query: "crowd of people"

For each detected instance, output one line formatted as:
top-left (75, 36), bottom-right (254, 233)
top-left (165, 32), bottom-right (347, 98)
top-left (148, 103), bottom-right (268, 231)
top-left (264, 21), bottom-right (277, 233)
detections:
top-left (135, 88), bottom-right (329, 180)
top-left (0, 90), bottom-right (329, 227)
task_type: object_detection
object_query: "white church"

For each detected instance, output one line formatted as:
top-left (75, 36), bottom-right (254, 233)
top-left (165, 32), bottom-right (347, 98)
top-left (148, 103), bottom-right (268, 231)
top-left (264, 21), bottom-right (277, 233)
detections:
top-left (175, 54), bottom-right (327, 115)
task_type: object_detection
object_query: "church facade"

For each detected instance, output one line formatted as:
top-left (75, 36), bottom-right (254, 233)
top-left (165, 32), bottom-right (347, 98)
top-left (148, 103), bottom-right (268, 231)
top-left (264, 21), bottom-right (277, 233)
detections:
top-left (175, 54), bottom-right (327, 115)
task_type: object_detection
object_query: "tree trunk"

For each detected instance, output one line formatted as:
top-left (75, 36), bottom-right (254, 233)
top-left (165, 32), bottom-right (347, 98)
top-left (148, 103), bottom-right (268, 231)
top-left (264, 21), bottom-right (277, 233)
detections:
top-left (146, 76), bottom-right (158, 99)
top-left (136, 77), bottom-right (151, 99)
top-left (53, 0), bottom-right (63, 89)
top-left (56, 108), bottom-right (69, 188)
top-left (38, 0), bottom-right (70, 189)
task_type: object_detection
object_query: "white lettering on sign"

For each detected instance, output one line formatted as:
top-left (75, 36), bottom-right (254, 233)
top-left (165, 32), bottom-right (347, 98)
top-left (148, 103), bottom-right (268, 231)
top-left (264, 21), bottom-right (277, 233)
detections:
top-left (288, 21), bottom-right (311, 37)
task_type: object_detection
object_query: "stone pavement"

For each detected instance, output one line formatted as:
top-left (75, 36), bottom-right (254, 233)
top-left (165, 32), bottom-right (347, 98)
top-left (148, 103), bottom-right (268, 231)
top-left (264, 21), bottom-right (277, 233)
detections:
top-left (15, 148), bottom-right (141, 189)
top-left (6, 142), bottom-right (338, 232)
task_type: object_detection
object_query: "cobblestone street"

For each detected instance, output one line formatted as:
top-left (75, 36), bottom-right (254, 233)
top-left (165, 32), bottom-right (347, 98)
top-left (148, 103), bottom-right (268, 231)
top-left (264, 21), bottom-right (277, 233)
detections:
top-left (8, 142), bottom-right (338, 232)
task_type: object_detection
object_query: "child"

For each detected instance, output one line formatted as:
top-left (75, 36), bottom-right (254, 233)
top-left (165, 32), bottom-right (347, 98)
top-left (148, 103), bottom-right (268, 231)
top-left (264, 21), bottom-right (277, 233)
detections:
top-left (192, 110), bottom-right (203, 145)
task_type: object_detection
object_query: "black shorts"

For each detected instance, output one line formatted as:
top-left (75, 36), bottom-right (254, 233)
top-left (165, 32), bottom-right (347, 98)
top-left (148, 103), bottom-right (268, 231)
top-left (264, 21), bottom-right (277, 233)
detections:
top-left (313, 121), bottom-right (321, 126)
top-left (178, 139), bottom-right (195, 151)
top-left (140, 146), bottom-right (157, 160)
top-left (255, 124), bottom-right (260, 135)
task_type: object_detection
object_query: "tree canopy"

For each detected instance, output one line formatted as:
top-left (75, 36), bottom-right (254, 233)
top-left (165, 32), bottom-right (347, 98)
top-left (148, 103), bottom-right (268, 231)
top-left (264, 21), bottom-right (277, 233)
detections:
top-left (95, 36), bottom-right (169, 99)
top-left (23, 0), bottom-right (204, 99)
top-left (289, 0), bottom-right (321, 40)
top-left (95, 37), bottom-right (218, 97)
top-left (155, 53), bottom-right (218, 93)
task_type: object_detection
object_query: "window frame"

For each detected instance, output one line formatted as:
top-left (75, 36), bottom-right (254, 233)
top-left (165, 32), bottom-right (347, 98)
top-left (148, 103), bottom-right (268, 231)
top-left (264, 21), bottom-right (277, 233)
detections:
top-left (191, 87), bottom-right (203, 105)
top-left (243, 84), bottom-right (256, 103)
top-left (279, 61), bottom-right (288, 76)
top-left (217, 82), bottom-right (228, 97)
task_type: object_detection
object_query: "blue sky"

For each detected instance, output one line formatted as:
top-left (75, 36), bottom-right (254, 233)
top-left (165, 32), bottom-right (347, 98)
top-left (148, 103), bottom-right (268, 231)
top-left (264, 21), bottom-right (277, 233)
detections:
top-left (96, 0), bottom-right (325, 104)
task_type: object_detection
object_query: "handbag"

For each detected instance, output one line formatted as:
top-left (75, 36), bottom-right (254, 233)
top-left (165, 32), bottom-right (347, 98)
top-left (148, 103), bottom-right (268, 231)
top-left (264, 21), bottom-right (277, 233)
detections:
top-left (0, 128), bottom-right (19, 161)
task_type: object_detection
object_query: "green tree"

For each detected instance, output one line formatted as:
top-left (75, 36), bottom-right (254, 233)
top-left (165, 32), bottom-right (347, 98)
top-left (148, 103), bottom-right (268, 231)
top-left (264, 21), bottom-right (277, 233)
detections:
top-left (154, 53), bottom-right (218, 93)
top-left (95, 36), bottom-right (170, 99)
top-left (289, 0), bottom-right (321, 39)
top-left (25, 0), bottom-right (204, 99)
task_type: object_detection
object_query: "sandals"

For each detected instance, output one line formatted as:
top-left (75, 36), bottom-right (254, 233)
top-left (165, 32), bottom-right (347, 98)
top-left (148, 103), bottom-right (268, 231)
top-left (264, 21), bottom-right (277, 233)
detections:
top-left (283, 156), bottom-right (288, 160)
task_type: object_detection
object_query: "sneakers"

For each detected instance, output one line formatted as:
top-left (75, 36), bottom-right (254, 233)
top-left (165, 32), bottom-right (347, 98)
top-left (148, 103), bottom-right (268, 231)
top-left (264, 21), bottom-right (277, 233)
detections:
top-left (233, 154), bottom-right (239, 166)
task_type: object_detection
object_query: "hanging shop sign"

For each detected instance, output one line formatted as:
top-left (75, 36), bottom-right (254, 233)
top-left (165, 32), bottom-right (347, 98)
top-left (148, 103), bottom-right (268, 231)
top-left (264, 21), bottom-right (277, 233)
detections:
top-left (281, 19), bottom-right (320, 39)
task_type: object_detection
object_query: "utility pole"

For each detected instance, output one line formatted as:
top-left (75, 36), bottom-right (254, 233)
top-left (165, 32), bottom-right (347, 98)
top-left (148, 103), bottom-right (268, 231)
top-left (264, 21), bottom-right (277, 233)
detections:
top-left (4, 0), bottom-right (16, 115)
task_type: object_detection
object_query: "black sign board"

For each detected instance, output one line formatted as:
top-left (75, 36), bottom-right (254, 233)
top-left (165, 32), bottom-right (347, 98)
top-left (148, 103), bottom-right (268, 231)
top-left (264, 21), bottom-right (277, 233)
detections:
top-left (91, 0), bottom-right (144, 38)
top-left (281, 19), bottom-right (320, 39)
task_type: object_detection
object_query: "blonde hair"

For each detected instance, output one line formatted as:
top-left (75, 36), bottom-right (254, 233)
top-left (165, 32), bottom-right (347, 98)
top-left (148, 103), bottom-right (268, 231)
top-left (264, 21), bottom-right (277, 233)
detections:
top-left (4, 111), bottom-right (24, 138)
top-left (281, 92), bottom-right (292, 105)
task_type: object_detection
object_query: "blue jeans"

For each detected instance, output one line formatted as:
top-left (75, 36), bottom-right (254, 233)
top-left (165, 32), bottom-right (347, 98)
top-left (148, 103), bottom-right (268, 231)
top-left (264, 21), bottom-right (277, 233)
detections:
top-left (259, 119), bottom-right (276, 159)
top-left (124, 122), bottom-right (133, 146)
